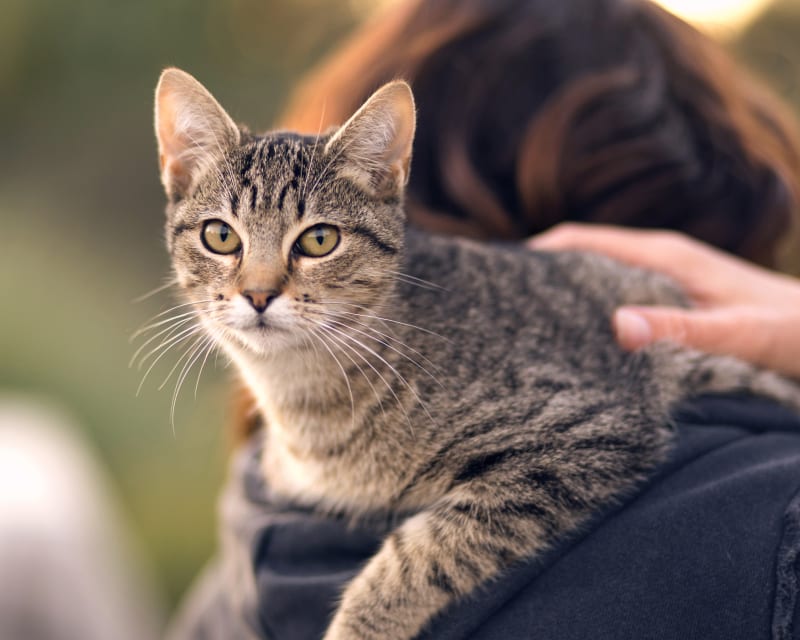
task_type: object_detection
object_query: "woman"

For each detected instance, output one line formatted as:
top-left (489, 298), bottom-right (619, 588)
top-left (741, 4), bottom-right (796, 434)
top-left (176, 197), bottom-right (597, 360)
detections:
top-left (169, 1), bottom-right (800, 638)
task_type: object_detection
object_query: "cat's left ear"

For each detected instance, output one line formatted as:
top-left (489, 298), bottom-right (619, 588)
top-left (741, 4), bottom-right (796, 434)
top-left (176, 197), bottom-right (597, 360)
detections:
top-left (154, 68), bottom-right (241, 202)
top-left (325, 80), bottom-right (416, 197)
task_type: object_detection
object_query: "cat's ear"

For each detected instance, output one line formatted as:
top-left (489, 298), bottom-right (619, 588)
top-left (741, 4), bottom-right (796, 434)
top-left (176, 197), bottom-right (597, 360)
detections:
top-left (154, 68), bottom-right (240, 201)
top-left (325, 80), bottom-right (416, 197)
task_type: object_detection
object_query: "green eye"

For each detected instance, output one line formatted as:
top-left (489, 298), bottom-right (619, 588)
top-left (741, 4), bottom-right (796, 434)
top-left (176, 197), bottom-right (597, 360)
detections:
top-left (295, 224), bottom-right (340, 258)
top-left (202, 220), bottom-right (241, 255)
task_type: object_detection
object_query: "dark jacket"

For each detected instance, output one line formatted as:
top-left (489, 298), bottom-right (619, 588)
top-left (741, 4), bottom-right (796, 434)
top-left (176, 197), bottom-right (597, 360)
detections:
top-left (168, 396), bottom-right (800, 640)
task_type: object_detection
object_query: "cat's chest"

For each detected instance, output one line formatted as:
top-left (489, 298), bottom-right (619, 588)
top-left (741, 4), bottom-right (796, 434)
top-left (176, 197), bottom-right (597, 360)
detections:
top-left (261, 434), bottom-right (408, 513)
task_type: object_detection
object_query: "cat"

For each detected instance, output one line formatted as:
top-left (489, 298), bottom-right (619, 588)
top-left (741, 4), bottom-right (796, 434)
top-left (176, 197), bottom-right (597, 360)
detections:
top-left (153, 68), bottom-right (800, 640)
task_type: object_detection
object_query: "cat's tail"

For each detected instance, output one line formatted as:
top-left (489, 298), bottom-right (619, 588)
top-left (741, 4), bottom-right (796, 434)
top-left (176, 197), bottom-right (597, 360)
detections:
top-left (645, 341), bottom-right (800, 416)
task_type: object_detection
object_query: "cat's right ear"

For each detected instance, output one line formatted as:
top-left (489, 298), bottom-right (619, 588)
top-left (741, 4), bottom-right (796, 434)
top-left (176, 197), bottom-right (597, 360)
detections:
top-left (154, 68), bottom-right (240, 202)
top-left (325, 80), bottom-right (416, 198)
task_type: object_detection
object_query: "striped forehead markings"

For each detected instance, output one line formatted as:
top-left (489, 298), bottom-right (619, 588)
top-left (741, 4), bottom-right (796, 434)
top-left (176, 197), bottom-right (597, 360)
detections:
top-left (228, 141), bottom-right (266, 216)
top-left (230, 138), bottom-right (313, 216)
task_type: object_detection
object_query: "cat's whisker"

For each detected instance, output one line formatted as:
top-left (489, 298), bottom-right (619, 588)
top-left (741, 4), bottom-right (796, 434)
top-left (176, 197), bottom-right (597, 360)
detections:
top-left (307, 326), bottom-right (357, 431)
top-left (390, 277), bottom-right (440, 293)
top-left (170, 334), bottom-right (217, 429)
top-left (353, 320), bottom-right (444, 378)
top-left (324, 308), bottom-right (452, 344)
top-left (133, 299), bottom-right (217, 334)
top-left (320, 315), bottom-right (446, 390)
top-left (308, 300), bottom-right (406, 327)
top-left (161, 331), bottom-right (208, 393)
top-left (312, 322), bottom-right (395, 426)
top-left (129, 315), bottom-right (198, 368)
top-left (135, 324), bottom-right (206, 396)
top-left (307, 320), bottom-right (388, 421)
top-left (316, 324), bottom-right (416, 442)
top-left (193, 336), bottom-right (219, 399)
top-left (135, 320), bottom-right (207, 371)
top-left (309, 300), bottom-right (416, 344)
top-left (130, 304), bottom-right (215, 345)
top-left (131, 308), bottom-right (204, 341)
top-left (132, 277), bottom-right (181, 304)
top-left (307, 299), bottom-right (394, 310)
top-left (319, 310), bottom-right (445, 378)
top-left (204, 323), bottom-right (233, 371)
top-left (302, 330), bottom-right (321, 359)
top-left (389, 271), bottom-right (449, 292)
top-left (320, 322), bottom-right (435, 437)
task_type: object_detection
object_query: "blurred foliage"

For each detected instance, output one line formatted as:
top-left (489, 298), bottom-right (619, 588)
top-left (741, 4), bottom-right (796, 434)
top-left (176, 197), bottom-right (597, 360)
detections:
top-left (0, 0), bottom-right (799, 620)
top-left (732, 0), bottom-right (800, 114)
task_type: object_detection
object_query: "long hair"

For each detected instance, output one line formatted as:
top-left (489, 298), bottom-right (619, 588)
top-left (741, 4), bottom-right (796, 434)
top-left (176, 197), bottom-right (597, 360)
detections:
top-left (280, 0), bottom-right (800, 266)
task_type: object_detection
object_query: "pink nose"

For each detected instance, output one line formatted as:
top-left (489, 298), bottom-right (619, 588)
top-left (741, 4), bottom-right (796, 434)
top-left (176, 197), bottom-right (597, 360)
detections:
top-left (242, 290), bottom-right (277, 313)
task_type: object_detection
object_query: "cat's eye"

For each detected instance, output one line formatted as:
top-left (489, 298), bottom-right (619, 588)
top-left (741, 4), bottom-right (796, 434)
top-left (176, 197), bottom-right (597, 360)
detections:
top-left (295, 224), bottom-right (340, 258)
top-left (202, 220), bottom-right (242, 255)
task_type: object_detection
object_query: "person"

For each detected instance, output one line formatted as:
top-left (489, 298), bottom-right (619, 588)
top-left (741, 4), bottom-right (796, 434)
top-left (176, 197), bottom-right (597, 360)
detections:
top-left (279, 0), bottom-right (800, 268)
top-left (167, 1), bottom-right (800, 638)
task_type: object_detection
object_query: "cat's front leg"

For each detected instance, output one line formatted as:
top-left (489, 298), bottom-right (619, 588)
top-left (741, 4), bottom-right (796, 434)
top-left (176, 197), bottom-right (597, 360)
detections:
top-left (323, 496), bottom-right (545, 640)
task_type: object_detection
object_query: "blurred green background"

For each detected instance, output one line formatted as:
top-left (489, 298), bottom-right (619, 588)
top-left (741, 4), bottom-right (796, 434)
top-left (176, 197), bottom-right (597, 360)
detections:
top-left (0, 0), bottom-right (798, 617)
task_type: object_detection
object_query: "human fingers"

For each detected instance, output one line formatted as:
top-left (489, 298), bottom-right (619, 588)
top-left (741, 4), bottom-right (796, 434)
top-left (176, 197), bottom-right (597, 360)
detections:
top-left (528, 223), bottom-right (705, 272)
top-left (614, 306), bottom-right (800, 379)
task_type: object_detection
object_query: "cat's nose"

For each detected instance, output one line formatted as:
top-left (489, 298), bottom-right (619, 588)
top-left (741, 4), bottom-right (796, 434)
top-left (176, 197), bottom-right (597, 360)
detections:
top-left (242, 290), bottom-right (277, 313)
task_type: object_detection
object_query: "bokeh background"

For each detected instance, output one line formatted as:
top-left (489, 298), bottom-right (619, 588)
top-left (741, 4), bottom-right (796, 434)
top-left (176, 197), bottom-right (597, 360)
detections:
top-left (1, 0), bottom-right (799, 618)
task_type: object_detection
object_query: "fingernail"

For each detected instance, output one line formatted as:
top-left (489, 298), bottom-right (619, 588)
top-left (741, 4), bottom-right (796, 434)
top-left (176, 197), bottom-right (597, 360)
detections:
top-left (614, 308), bottom-right (653, 350)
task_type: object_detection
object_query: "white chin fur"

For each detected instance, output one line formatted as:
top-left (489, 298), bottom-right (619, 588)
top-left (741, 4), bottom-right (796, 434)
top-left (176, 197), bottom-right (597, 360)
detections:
top-left (204, 295), bottom-right (304, 357)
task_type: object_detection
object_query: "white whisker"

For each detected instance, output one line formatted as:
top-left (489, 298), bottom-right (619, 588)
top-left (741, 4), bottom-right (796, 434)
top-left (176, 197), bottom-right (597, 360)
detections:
top-left (135, 321), bottom-right (204, 371)
top-left (308, 326), bottom-right (356, 430)
top-left (321, 315), bottom-right (445, 390)
top-left (135, 324), bottom-right (206, 396)
top-left (129, 315), bottom-right (197, 368)
top-left (134, 299), bottom-right (216, 332)
top-left (194, 337), bottom-right (219, 398)
top-left (132, 277), bottom-right (181, 303)
top-left (319, 322), bottom-right (432, 436)
top-left (131, 308), bottom-right (203, 341)
top-left (388, 270), bottom-right (448, 292)
top-left (307, 319), bottom-right (388, 421)
top-left (322, 308), bottom-right (452, 344)
top-left (170, 334), bottom-right (216, 429)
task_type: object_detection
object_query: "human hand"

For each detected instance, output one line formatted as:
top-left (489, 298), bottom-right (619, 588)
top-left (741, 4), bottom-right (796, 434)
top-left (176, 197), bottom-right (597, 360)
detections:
top-left (529, 224), bottom-right (800, 379)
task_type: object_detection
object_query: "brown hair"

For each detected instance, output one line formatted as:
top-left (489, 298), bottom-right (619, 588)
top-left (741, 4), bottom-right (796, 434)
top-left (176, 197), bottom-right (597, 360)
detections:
top-left (280, 0), bottom-right (800, 266)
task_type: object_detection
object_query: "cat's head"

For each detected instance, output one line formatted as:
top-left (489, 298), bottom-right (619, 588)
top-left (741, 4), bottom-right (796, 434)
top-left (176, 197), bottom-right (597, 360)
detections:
top-left (153, 69), bottom-right (415, 356)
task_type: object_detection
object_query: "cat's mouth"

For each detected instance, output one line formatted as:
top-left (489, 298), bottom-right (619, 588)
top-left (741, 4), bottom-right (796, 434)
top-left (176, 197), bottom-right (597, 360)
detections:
top-left (206, 315), bottom-right (287, 344)
top-left (247, 313), bottom-right (301, 340)
top-left (252, 317), bottom-right (285, 333)
top-left (215, 317), bottom-right (299, 357)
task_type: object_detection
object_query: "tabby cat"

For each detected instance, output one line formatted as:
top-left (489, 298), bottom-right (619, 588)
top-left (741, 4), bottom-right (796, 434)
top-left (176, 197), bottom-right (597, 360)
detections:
top-left (153, 68), bottom-right (800, 640)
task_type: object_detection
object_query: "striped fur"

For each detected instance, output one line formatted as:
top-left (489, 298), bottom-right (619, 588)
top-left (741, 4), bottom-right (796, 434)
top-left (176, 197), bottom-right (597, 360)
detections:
top-left (155, 69), bottom-right (800, 639)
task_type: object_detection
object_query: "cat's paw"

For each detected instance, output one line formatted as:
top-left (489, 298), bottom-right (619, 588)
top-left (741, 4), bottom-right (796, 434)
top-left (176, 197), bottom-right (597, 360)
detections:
top-left (321, 615), bottom-right (369, 640)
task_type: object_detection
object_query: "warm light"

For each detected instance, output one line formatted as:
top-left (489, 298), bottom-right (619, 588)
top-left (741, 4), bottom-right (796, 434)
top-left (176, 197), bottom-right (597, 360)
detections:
top-left (655, 0), bottom-right (773, 36)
